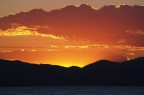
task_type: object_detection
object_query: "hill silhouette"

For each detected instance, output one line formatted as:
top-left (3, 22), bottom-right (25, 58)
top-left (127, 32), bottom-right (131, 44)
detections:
top-left (0, 57), bottom-right (144, 86)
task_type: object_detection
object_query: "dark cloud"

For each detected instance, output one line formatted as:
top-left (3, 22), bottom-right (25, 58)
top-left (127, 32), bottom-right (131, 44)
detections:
top-left (0, 4), bottom-right (144, 46)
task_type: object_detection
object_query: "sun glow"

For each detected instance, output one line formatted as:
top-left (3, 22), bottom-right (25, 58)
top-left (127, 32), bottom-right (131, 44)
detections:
top-left (48, 59), bottom-right (88, 67)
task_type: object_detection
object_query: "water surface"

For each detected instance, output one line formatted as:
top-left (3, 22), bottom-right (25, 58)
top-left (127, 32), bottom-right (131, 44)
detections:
top-left (0, 86), bottom-right (144, 95)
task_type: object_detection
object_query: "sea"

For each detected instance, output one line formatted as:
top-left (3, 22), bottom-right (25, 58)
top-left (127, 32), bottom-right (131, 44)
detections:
top-left (0, 86), bottom-right (144, 95)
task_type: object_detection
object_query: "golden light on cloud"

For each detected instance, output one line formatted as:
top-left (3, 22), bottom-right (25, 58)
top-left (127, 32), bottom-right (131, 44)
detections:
top-left (0, 26), bottom-right (64, 40)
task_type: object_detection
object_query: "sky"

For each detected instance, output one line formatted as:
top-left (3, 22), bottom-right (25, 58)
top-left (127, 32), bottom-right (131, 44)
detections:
top-left (0, 0), bottom-right (144, 17)
top-left (0, 1), bottom-right (144, 67)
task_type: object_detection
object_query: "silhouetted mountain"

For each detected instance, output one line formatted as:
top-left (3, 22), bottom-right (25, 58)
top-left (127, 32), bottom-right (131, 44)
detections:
top-left (124, 57), bottom-right (144, 64)
top-left (0, 57), bottom-right (144, 86)
top-left (0, 4), bottom-right (144, 46)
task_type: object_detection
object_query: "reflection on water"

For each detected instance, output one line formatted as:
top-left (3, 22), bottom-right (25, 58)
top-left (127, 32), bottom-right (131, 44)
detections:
top-left (0, 86), bottom-right (144, 95)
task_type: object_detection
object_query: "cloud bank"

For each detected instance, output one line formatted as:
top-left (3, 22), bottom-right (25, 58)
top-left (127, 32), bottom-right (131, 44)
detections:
top-left (0, 4), bottom-right (144, 46)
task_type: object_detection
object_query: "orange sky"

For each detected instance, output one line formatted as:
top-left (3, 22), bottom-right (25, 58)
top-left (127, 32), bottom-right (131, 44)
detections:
top-left (0, 5), bottom-right (144, 67)
top-left (0, 25), bottom-right (142, 67)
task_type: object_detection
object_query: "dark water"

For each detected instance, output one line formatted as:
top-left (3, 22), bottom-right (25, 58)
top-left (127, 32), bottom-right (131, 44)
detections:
top-left (0, 86), bottom-right (144, 95)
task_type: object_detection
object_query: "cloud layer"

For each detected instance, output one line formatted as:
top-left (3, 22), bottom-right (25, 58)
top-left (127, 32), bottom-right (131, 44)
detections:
top-left (0, 4), bottom-right (144, 46)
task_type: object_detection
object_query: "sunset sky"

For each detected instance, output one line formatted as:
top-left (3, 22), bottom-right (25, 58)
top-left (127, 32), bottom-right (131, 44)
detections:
top-left (0, 0), bottom-right (144, 17)
top-left (0, 1), bottom-right (144, 67)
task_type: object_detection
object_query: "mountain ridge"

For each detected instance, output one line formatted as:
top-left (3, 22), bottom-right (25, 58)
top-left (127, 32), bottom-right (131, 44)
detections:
top-left (1, 56), bottom-right (144, 68)
top-left (0, 57), bottom-right (144, 86)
